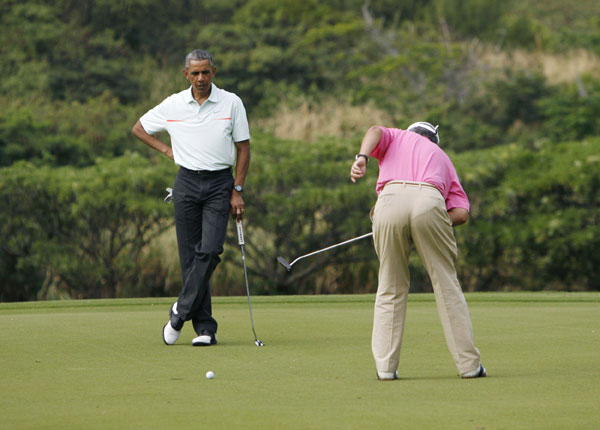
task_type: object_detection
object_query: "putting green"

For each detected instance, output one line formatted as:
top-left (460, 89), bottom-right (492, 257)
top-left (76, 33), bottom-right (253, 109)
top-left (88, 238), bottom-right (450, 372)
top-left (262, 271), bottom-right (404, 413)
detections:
top-left (1, 293), bottom-right (598, 429)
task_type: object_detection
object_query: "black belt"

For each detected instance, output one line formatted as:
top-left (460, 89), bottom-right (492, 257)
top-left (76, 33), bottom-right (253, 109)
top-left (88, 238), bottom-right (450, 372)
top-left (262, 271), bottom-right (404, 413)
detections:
top-left (180, 166), bottom-right (231, 176)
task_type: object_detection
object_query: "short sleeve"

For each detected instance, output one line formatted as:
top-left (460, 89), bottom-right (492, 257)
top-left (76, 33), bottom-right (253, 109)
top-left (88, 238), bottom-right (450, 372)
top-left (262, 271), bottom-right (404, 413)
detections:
top-left (369, 126), bottom-right (392, 160)
top-left (445, 162), bottom-right (470, 211)
top-left (231, 96), bottom-right (251, 142)
top-left (139, 97), bottom-right (170, 135)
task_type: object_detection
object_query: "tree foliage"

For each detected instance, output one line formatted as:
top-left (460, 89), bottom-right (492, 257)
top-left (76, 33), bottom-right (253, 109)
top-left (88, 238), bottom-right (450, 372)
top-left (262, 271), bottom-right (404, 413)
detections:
top-left (1, 0), bottom-right (599, 300)
top-left (216, 133), bottom-right (379, 295)
top-left (454, 138), bottom-right (600, 292)
top-left (0, 154), bottom-right (175, 300)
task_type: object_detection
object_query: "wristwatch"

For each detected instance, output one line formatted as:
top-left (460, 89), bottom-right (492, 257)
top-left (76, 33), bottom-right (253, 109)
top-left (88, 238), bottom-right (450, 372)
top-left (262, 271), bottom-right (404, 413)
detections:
top-left (234, 184), bottom-right (244, 193)
top-left (355, 154), bottom-right (369, 163)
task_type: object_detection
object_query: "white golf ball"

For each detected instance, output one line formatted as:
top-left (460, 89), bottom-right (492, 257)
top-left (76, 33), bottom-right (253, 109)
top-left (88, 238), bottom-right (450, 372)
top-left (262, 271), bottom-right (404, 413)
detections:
top-left (206, 371), bottom-right (215, 379)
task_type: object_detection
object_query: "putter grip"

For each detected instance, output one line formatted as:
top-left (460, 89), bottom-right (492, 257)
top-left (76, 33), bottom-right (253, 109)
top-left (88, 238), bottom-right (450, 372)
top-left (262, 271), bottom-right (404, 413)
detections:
top-left (237, 220), bottom-right (245, 245)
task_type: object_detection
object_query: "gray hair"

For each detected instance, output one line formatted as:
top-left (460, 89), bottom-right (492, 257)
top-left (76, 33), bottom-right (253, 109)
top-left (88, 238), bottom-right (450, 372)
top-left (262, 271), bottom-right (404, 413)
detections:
top-left (407, 121), bottom-right (440, 144)
top-left (184, 49), bottom-right (215, 68)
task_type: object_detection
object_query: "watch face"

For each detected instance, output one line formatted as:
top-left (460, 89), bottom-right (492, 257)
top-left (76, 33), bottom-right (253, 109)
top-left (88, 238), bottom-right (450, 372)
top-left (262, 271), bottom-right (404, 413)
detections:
top-left (234, 185), bottom-right (243, 192)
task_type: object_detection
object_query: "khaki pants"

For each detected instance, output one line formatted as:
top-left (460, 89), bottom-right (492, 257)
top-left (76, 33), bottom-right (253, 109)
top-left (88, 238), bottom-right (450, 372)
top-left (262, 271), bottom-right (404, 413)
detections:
top-left (371, 182), bottom-right (480, 375)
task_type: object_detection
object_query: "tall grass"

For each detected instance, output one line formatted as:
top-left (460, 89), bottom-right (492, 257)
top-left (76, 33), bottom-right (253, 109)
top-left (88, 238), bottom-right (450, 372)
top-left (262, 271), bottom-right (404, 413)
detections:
top-left (254, 98), bottom-right (394, 142)
top-left (481, 48), bottom-right (600, 84)
top-left (254, 46), bottom-right (600, 142)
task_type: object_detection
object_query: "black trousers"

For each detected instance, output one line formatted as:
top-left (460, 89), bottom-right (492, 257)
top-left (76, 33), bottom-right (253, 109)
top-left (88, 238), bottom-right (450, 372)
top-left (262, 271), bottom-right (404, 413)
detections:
top-left (170, 166), bottom-right (233, 335)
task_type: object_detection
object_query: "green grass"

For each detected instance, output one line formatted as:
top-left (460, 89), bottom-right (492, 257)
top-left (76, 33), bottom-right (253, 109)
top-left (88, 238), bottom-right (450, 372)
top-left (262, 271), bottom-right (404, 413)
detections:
top-left (1, 292), bottom-right (599, 430)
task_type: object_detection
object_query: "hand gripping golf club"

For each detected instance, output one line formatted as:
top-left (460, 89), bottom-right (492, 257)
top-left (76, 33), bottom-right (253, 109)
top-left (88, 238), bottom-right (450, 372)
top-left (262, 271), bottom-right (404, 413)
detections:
top-left (237, 219), bottom-right (265, 347)
top-left (277, 232), bottom-right (374, 271)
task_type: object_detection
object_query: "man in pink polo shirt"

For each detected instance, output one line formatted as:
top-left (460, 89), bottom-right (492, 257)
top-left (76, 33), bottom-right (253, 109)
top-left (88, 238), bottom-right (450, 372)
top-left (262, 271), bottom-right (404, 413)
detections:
top-left (350, 122), bottom-right (486, 381)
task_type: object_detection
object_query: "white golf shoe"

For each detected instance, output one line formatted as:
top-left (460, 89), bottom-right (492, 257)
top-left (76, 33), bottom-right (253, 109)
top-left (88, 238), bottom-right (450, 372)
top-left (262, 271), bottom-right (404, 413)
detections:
top-left (377, 370), bottom-right (399, 381)
top-left (461, 364), bottom-right (487, 379)
top-left (162, 302), bottom-right (182, 345)
top-left (162, 322), bottom-right (181, 345)
top-left (192, 330), bottom-right (217, 346)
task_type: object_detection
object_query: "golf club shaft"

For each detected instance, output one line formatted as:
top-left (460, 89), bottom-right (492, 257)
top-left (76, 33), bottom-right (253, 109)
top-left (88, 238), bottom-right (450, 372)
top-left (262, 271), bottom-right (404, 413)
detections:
top-left (289, 231), bottom-right (373, 267)
top-left (237, 220), bottom-right (260, 341)
top-left (240, 245), bottom-right (259, 339)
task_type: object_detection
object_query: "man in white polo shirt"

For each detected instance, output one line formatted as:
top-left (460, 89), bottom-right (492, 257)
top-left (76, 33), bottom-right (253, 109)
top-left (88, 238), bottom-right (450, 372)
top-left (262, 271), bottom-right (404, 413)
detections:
top-left (132, 49), bottom-right (250, 347)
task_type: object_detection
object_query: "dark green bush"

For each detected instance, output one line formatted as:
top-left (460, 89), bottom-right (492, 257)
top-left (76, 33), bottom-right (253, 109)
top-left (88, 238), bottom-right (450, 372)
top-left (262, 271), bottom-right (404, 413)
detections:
top-left (0, 154), bottom-right (176, 301)
top-left (454, 138), bottom-right (600, 291)
top-left (538, 76), bottom-right (600, 142)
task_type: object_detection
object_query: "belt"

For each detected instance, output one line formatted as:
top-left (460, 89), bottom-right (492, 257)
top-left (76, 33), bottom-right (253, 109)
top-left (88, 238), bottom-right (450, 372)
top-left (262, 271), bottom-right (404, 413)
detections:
top-left (385, 180), bottom-right (439, 191)
top-left (180, 166), bottom-right (231, 176)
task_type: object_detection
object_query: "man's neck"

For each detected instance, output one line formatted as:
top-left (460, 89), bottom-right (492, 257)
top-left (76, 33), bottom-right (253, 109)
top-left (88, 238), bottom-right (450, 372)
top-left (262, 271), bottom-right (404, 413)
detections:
top-left (192, 85), bottom-right (211, 105)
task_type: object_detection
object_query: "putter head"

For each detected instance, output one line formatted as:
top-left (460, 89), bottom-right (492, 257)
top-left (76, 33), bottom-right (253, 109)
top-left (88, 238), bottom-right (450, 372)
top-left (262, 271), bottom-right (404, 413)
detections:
top-left (255, 339), bottom-right (265, 346)
top-left (277, 256), bottom-right (292, 271)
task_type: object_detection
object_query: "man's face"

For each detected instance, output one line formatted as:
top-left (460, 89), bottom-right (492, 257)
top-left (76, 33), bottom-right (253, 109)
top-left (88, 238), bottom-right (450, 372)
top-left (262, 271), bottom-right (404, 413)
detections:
top-left (184, 59), bottom-right (216, 98)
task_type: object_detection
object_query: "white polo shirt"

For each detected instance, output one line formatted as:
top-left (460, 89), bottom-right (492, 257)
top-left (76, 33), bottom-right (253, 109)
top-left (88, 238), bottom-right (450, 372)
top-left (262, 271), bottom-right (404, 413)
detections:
top-left (140, 83), bottom-right (250, 171)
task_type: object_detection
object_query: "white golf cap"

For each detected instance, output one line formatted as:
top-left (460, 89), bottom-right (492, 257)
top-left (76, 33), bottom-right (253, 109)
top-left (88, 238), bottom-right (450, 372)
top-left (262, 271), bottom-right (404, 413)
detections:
top-left (407, 121), bottom-right (440, 144)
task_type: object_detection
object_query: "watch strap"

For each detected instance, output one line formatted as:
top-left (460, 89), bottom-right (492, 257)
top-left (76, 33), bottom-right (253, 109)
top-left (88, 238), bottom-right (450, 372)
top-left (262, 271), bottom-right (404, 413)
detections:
top-left (355, 154), bottom-right (369, 163)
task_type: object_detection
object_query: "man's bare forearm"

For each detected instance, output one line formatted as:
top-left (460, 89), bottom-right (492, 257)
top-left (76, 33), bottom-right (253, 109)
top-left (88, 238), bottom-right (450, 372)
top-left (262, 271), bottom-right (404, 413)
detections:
top-left (132, 120), bottom-right (173, 159)
top-left (234, 140), bottom-right (250, 185)
top-left (351, 126), bottom-right (382, 183)
top-left (358, 126), bottom-right (383, 156)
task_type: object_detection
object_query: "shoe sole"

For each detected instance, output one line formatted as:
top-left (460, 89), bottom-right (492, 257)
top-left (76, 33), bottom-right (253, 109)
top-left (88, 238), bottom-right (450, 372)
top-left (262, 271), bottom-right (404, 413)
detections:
top-left (192, 335), bottom-right (217, 347)
top-left (376, 371), bottom-right (399, 381)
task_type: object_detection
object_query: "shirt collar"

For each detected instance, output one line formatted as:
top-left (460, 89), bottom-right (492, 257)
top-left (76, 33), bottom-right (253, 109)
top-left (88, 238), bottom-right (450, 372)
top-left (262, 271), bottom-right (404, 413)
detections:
top-left (186, 83), bottom-right (221, 105)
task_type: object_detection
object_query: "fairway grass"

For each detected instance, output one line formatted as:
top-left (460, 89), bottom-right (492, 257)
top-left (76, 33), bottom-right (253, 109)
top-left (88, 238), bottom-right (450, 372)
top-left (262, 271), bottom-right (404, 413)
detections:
top-left (1, 293), bottom-right (599, 430)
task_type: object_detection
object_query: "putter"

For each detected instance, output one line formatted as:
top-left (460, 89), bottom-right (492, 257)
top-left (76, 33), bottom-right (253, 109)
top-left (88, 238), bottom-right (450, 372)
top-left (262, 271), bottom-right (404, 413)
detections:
top-left (277, 232), bottom-right (374, 271)
top-left (236, 219), bottom-right (265, 347)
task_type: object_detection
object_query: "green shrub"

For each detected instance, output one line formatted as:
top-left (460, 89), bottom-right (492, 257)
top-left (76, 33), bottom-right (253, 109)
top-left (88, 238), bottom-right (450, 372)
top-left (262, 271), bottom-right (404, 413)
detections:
top-left (212, 132), bottom-right (380, 295)
top-left (0, 154), bottom-right (176, 301)
top-left (455, 138), bottom-right (600, 291)
top-left (538, 76), bottom-right (600, 141)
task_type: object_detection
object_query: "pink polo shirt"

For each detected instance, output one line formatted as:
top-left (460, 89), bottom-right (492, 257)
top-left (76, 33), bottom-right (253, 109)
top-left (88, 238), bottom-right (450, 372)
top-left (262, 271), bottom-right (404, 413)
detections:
top-left (370, 126), bottom-right (470, 211)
